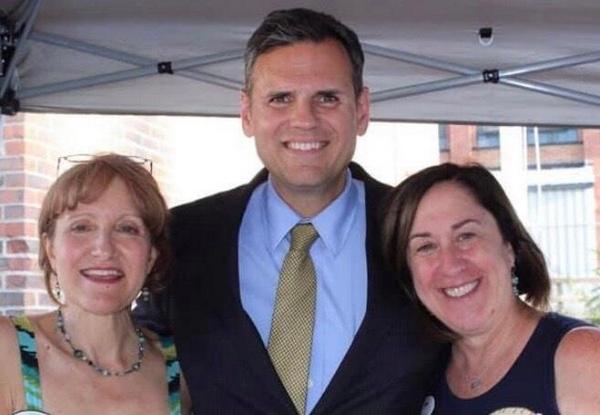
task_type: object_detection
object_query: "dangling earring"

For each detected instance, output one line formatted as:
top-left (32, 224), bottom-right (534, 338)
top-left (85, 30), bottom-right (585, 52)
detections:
top-left (141, 286), bottom-right (150, 302)
top-left (511, 269), bottom-right (520, 296)
top-left (53, 278), bottom-right (63, 303)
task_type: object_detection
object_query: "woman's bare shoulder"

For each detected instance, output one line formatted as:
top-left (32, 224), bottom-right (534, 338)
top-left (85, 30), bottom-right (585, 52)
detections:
top-left (555, 325), bottom-right (600, 413)
top-left (0, 315), bottom-right (17, 336)
top-left (558, 325), bottom-right (600, 362)
top-left (0, 315), bottom-right (25, 413)
top-left (0, 315), bottom-right (20, 355)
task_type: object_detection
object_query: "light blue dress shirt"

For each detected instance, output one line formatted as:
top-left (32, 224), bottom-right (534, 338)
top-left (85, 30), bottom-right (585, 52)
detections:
top-left (239, 170), bottom-right (368, 414)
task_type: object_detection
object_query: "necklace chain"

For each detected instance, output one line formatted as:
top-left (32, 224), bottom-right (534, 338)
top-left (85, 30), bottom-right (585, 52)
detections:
top-left (56, 307), bottom-right (145, 377)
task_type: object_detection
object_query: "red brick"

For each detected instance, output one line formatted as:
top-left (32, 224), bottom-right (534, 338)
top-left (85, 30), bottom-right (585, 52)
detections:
top-left (0, 292), bottom-right (24, 306)
top-left (3, 173), bottom-right (25, 187)
top-left (5, 274), bottom-right (45, 290)
top-left (2, 205), bottom-right (23, 219)
top-left (0, 189), bottom-right (24, 203)
top-left (7, 239), bottom-right (39, 254)
top-left (2, 123), bottom-right (25, 139)
top-left (0, 222), bottom-right (23, 236)
top-left (8, 257), bottom-right (36, 271)
top-left (0, 221), bottom-right (37, 238)
top-left (7, 239), bottom-right (28, 253)
top-left (4, 274), bottom-right (25, 288)
top-left (4, 140), bottom-right (25, 155)
top-left (0, 157), bottom-right (24, 171)
top-left (4, 205), bottom-right (40, 220)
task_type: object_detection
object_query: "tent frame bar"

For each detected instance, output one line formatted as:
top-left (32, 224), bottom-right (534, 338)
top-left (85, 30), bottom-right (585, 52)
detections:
top-left (364, 44), bottom-right (600, 106)
top-left (29, 31), bottom-right (243, 91)
top-left (19, 31), bottom-right (244, 99)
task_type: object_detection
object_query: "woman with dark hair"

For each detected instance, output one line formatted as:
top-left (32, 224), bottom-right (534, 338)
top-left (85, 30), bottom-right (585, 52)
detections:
top-left (0, 154), bottom-right (190, 414)
top-left (383, 162), bottom-right (600, 414)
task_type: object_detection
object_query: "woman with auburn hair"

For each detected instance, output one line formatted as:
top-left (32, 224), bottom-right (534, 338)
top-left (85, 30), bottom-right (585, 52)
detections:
top-left (0, 153), bottom-right (190, 414)
top-left (382, 162), bottom-right (600, 414)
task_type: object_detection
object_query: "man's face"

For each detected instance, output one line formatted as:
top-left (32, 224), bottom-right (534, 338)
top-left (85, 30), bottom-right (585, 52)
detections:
top-left (241, 39), bottom-right (369, 215)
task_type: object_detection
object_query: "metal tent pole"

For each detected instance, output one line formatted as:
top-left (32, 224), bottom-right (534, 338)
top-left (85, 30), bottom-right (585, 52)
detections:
top-left (29, 31), bottom-right (243, 90)
top-left (19, 50), bottom-right (244, 99)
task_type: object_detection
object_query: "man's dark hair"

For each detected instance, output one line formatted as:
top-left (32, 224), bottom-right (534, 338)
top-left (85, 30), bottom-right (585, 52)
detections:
top-left (244, 8), bottom-right (364, 97)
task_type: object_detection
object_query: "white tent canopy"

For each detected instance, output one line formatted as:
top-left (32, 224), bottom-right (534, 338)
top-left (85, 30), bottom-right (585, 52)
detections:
top-left (2, 0), bottom-right (600, 126)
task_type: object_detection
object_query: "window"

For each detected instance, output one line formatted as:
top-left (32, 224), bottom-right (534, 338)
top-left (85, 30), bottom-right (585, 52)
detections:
top-left (527, 183), bottom-right (597, 278)
top-left (476, 126), bottom-right (499, 148)
top-left (526, 127), bottom-right (579, 145)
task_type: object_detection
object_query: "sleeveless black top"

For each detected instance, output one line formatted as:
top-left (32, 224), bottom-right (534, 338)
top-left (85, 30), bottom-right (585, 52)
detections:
top-left (423, 313), bottom-right (590, 415)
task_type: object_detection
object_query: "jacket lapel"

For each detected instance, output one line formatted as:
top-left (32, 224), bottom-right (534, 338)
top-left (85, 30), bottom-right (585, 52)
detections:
top-left (219, 169), bottom-right (298, 413)
top-left (312, 163), bottom-right (405, 414)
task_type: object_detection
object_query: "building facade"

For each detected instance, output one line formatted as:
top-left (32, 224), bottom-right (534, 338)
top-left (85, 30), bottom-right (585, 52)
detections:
top-left (439, 125), bottom-right (600, 318)
top-left (2, 113), bottom-right (600, 319)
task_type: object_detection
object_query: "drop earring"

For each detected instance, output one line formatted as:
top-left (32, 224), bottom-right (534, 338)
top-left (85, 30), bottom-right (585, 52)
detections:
top-left (141, 286), bottom-right (150, 302)
top-left (511, 269), bottom-right (520, 296)
top-left (53, 278), bottom-right (63, 303)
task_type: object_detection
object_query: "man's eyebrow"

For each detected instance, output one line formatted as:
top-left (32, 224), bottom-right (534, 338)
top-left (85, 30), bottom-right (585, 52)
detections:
top-left (266, 90), bottom-right (291, 97)
top-left (316, 89), bottom-right (343, 95)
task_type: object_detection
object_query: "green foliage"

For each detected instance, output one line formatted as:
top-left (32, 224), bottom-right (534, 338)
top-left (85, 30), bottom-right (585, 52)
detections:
top-left (585, 275), bottom-right (600, 325)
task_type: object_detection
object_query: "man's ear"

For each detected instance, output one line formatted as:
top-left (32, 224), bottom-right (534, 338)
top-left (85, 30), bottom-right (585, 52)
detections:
top-left (356, 86), bottom-right (370, 136)
top-left (240, 90), bottom-right (254, 138)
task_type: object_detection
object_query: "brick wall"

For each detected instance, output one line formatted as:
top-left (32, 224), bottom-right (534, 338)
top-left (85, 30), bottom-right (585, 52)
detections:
top-left (447, 124), bottom-right (476, 164)
top-left (0, 113), bottom-right (172, 315)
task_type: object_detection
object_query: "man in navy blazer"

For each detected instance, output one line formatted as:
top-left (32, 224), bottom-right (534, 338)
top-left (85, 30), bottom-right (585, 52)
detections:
top-left (135, 8), bottom-right (442, 414)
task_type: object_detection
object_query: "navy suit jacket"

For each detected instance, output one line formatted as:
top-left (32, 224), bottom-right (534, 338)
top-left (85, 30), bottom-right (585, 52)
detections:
top-left (135, 163), bottom-right (442, 414)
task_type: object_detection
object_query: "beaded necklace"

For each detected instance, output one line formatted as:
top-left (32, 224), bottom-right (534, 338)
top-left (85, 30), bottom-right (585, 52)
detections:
top-left (56, 307), bottom-right (146, 377)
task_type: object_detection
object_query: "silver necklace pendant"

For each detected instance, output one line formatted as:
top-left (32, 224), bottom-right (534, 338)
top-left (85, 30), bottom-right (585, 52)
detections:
top-left (469, 378), bottom-right (483, 390)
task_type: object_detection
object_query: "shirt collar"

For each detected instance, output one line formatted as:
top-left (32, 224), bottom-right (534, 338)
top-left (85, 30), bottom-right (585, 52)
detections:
top-left (264, 170), bottom-right (359, 255)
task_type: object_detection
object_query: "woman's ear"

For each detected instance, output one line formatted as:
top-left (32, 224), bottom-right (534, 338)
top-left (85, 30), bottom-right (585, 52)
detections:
top-left (146, 246), bottom-right (158, 276)
top-left (42, 232), bottom-right (57, 273)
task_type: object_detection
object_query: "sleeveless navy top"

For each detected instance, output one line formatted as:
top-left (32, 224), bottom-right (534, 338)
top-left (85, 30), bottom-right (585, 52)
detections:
top-left (424, 313), bottom-right (590, 415)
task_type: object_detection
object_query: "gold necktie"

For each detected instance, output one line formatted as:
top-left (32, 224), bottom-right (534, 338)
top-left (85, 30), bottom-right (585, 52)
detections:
top-left (268, 223), bottom-right (318, 415)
